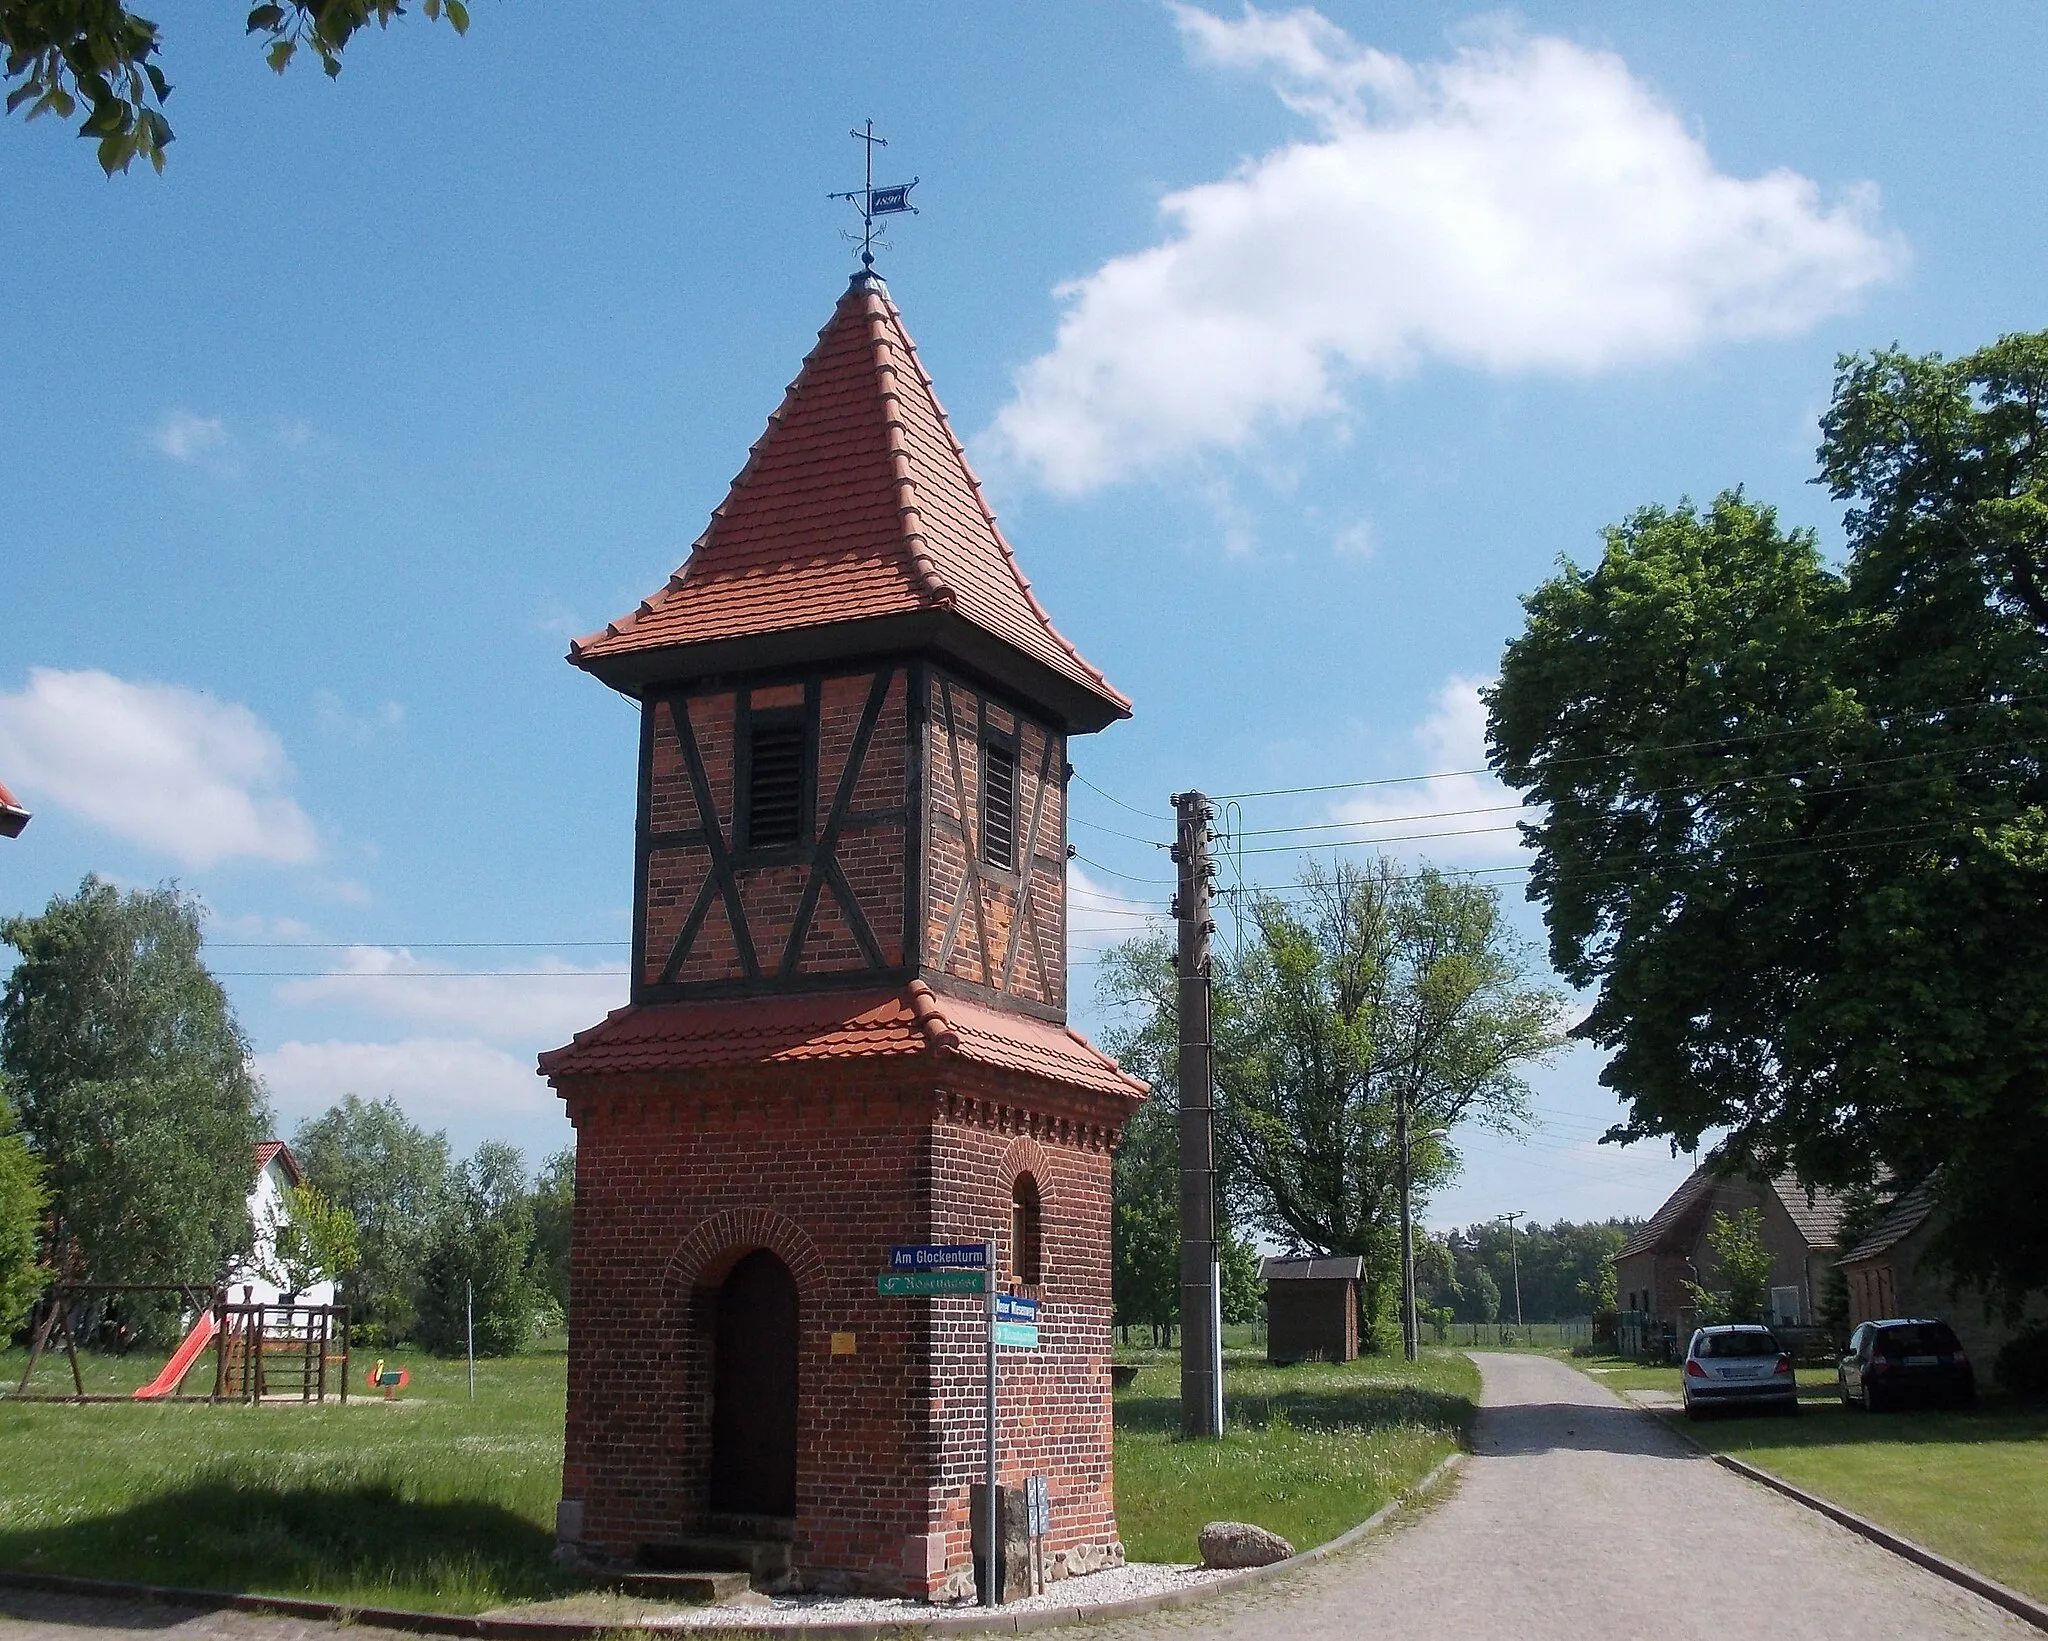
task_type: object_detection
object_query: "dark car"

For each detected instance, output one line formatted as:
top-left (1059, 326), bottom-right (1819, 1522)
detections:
top-left (1838, 1318), bottom-right (1976, 1411)
top-left (1682, 1324), bottom-right (1798, 1418)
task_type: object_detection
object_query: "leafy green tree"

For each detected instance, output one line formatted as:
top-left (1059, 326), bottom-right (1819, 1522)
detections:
top-left (416, 1142), bottom-right (537, 1357)
top-left (1489, 330), bottom-right (2048, 1310)
top-left (1458, 1261), bottom-right (1501, 1325)
top-left (1685, 1208), bottom-right (1775, 1326)
top-left (526, 1147), bottom-right (573, 1325)
top-left (1, 0), bottom-right (469, 174)
top-left (1, 878), bottom-right (266, 1304)
top-left (0, 1097), bottom-right (48, 1335)
top-left (292, 1094), bottom-right (452, 1342)
top-left (263, 1183), bottom-right (360, 1298)
top-left (1219, 860), bottom-right (1564, 1336)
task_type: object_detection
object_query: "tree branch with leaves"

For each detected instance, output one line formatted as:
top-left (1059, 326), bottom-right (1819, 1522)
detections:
top-left (2, 0), bottom-right (468, 174)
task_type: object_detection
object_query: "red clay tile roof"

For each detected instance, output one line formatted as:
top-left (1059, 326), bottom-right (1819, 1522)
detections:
top-left (569, 275), bottom-right (1127, 724)
top-left (0, 779), bottom-right (27, 839)
top-left (538, 979), bottom-right (1146, 1102)
top-left (253, 1140), bottom-right (302, 1185)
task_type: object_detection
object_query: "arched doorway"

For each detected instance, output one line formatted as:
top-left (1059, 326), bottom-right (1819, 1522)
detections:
top-left (709, 1248), bottom-right (799, 1517)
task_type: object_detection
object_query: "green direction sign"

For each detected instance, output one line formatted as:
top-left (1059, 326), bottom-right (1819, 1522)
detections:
top-left (877, 1270), bottom-right (986, 1296)
top-left (994, 1321), bottom-right (1040, 1350)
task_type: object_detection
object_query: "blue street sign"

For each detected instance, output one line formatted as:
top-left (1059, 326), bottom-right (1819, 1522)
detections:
top-left (995, 1294), bottom-right (1039, 1324)
top-left (877, 1270), bottom-right (986, 1296)
top-left (993, 1321), bottom-right (1039, 1350)
top-left (888, 1244), bottom-right (987, 1271)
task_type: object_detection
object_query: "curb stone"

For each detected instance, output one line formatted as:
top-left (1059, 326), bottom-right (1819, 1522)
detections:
top-left (0, 1451), bottom-right (1465, 1641)
top-left (1618, 1387), bottom-right (2048, 1635)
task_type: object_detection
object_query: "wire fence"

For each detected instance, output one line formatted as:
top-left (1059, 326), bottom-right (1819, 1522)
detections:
top-left (1430, 1318), bottom-right (1594, 1349)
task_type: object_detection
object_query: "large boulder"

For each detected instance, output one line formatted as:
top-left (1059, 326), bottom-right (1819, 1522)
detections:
top-left (1198, 1521), bottom-right (1295, 1570)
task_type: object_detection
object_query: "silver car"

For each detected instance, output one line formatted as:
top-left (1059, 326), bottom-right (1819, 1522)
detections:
top-left (1682, 1324), bottom-right (1798, 1418)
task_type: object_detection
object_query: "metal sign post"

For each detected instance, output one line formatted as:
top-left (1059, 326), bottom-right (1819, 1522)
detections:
top-left (983, 1237), bottom-right (998, 1608)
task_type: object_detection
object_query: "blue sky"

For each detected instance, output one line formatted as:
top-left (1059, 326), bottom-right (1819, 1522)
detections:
top-left (3, 2), bottom-right (2042, 1232)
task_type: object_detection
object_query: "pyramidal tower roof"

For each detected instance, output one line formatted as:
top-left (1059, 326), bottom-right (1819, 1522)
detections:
top-left (570, 273), bottom-right (1130, 733)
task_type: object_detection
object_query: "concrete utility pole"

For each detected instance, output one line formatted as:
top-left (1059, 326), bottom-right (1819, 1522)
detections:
top-left (1398, 1089), bottom-right (1417, 1362)
top-left (1503, 1211), bottom-right (1526, 1331)
top-left (1172, 790), bottom-right (1222, 1438)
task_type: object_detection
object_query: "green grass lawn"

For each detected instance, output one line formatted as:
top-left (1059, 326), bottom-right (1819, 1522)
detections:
top-left (1673, 1396), bottom-right (2048, 1603)
top-left (1563, 1352), bottom-right (1683, 1394)
top-left (1, 1341), bottom-right (1475, 1611)
top-left (0, 1344), bottom-right (578, 1613)
top-left (1111, 1347), bottom-right (1476, 1565)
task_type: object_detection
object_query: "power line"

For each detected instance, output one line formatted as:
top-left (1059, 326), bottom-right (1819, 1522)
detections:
top-left (1069, 849), bottom-right (1176, 886)
top-left (1211, 689), bottom-right (2044, 803)
top-left (1070, 815), bottom-right (1172, 846)
top-left (208, 940), bottom-right (628, 949)
top-left (215, 970), bottom-right (629, 978)
top-left (1218, 739), bottom-right (2048, 846)
top-left (1072, 770), bottom-right (1167, 820)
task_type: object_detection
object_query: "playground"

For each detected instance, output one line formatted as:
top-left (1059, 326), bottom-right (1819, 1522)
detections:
top-left (12, 1285), bottom-right (350, 1404)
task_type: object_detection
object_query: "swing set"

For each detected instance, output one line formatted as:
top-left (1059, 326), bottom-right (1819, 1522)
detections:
top-left (10, 1282), bottom-right (352, 1404)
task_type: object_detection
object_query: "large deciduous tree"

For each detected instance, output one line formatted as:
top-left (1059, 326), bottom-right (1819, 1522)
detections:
top-left (1, 877), bottom-right (267, 1294)
top-left (416, 1141), bottom-right (538, 1358)
top-left (292, 1093), bottom-right (453, 1343)
top-left (1220, 860), bottom-right (1564, 1332)
top-left (1, 0), bottom-right (468, 174)
top-left (0, 1098), bottom-right (48, 1334)
top-left (1488, 330), bottom-right (2048, 1310)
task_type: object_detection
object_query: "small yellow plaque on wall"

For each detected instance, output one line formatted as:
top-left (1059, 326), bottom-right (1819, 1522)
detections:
top-left (830, 1331), bottom-right (858, 1357)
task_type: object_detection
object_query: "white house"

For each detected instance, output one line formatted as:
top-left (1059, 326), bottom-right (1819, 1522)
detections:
top-left (226, 1141), bottom-right (336, 1307)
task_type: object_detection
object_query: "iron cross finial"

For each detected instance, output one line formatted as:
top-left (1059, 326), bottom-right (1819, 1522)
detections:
top-left (828, 119), bottom-right (919, 272)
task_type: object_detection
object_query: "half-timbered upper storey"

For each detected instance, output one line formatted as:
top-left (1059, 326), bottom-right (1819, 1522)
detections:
top-left (567, 272), bottom-right (1127, 1023)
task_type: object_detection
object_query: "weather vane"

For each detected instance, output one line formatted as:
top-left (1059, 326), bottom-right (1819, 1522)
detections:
top-left (829, 120), bottom-right (919, 272)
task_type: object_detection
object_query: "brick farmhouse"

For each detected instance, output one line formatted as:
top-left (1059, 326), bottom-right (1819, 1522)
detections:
top-left (540, 270), bottom-right (1145, 1599)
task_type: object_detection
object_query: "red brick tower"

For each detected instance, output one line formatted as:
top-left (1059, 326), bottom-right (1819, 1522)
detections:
top-left (540, 271), bottom-right (1145, 1600)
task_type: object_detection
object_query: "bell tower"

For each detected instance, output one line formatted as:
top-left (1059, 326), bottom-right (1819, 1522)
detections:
top-left (542, 271), bottom-right (1144, 1600)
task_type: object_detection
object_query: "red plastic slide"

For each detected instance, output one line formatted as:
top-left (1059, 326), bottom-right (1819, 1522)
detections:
top-left (132, 1309), bottom-right (219, 1400)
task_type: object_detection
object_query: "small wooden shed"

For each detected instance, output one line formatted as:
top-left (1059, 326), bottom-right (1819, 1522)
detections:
top-left (1261, 1255), bottom-right (1363, 1364)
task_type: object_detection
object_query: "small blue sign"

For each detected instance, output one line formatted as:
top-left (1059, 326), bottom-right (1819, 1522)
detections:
top-left (996, 1294), bottom-right (1039, 1324)
top-left (869, 184), bottom-right (914, 215)
top-left (888, 1243), bottom-right (987, 1271)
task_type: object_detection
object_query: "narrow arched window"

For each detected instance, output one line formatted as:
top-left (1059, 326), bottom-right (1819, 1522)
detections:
top-left (1011, 1174), bottom-right (1043, 1286)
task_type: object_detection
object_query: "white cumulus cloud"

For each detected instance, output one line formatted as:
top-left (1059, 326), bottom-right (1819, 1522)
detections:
top-left (0, 668), bottom-right (318, 868)
top-left (1318, 673), bottom-right (1532, 868)
top-left (988, 6), bottom-right (1903, 493)
top-left (273, 947), bottom-right (626, 1045)
top-left (153, 409), bottom-right (230, 462)
top-left (256, 1037), bottom-right (558, 1137)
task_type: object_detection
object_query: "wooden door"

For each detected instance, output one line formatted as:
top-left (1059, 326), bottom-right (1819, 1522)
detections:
top-left (709, 1249), bottom-right (799, 1517)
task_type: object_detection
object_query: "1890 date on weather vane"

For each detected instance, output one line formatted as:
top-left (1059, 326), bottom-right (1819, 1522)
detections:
top-left (829, 120), bottom-right (919, 270)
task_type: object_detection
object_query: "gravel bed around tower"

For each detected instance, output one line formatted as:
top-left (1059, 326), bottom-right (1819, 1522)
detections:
top-left (482, 1562), bottom-right (1232, 1628)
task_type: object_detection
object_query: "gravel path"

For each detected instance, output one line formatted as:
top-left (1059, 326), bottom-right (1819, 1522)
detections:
top-left (0, 1352), bottom-right (2032, 1641)
top-left (1092, 1352), bottom-right (2033, 1641)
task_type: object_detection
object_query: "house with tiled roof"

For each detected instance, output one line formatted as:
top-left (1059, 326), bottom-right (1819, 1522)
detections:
top-left (224, 1141), bottom-right (335, 1307)
top-left (1837, 1179), bottom-right (2048, 1368)
top-left (0, 779), bottom-right (28, 839)
top-left (1613, 1157), bottom-right (1848, 1343)
top-left (541, 269), bottom-right (1143, 1601)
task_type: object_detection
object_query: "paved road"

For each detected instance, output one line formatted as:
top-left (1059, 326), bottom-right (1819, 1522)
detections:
top-left (1104, 1351), bottom-right (2032, 1641)
top-left (0, 1353), bottom-right (2032, 1641)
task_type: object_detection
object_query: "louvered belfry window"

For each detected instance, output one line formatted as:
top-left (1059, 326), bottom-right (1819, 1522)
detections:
top-left (982, 739), bottom-right (1017, 871)
top-left (745, 718), bottom-right (805, 849)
